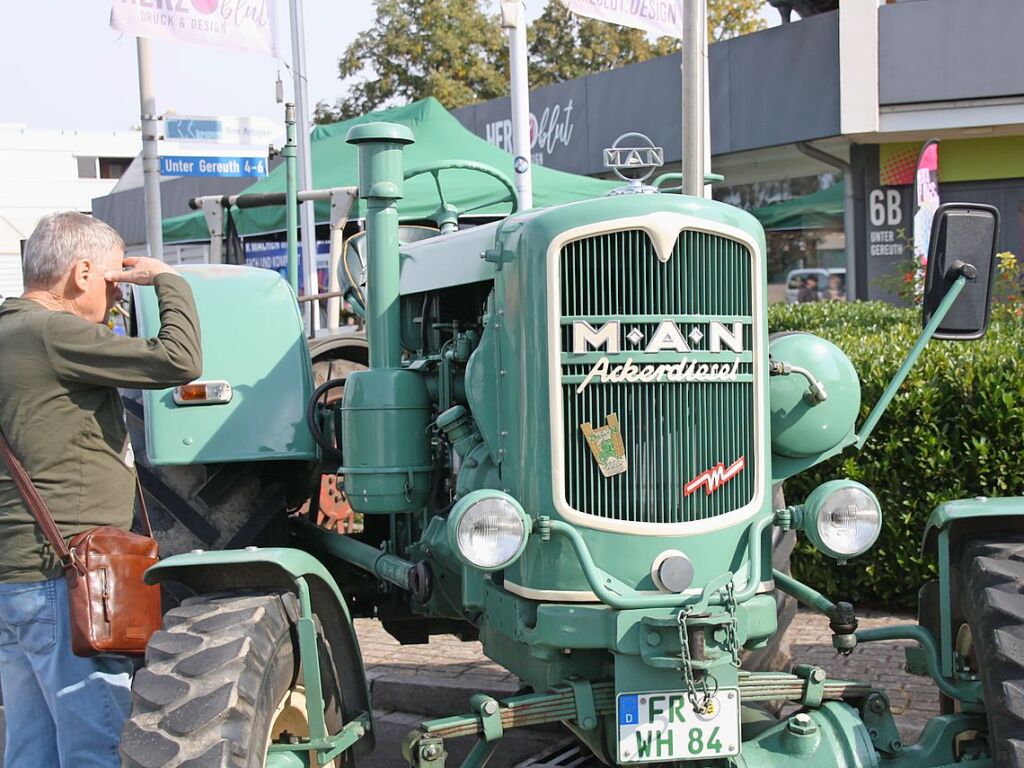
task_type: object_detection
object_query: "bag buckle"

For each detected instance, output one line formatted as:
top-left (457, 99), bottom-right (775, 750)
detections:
top-left (63, 548), bottom-right (86, 586)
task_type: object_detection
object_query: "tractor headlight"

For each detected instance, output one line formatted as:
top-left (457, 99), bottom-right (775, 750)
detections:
top-left (448, 490), bottom-right (530, 571)
top-left (801, 480), bottom-right (882, 560)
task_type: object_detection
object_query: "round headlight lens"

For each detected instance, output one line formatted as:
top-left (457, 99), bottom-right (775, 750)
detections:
top-left (453, 494), bottom-right (528, 570)
top-left (807, 482), bottom-right (882, 559)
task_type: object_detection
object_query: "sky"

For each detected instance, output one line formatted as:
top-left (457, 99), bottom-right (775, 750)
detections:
top-left (0, 1), bottom-right (777, 134)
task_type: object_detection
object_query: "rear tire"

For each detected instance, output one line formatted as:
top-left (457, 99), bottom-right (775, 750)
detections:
top-left (954, 538), bottom-right (1024, 766)
top-left (121, 591), bottom-right (346, 768)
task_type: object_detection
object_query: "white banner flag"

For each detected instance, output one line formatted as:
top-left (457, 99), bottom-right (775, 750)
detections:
top-left (111, 0), bottom-right (277, 56)
top-left (566, 0), bottom-right (684, 40)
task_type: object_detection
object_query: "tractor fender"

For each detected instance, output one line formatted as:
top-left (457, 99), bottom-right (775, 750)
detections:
top-left (144, 547), bottom-right (373, 751)
top-left (307, 330), bottom-right (368, 366)
top-left (922, 496), bottom-right (1024, 555)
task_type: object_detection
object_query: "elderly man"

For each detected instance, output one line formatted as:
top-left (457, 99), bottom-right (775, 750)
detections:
top-left (0, 212), bottom-right (202, 766)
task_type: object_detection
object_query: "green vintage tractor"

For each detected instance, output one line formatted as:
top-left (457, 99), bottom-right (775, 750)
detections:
top-left (120, 123), bottom-right (1020, 768)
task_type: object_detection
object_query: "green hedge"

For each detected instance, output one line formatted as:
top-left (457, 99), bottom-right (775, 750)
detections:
top-left (767, 301), bottom-right (1024, 610)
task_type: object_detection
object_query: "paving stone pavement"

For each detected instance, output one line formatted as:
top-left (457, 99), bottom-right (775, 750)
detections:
top-left (356, 608), bottom-right (940, 745)
top-left (786, 609), bottom-right (939, 744)
top-left (0, 610), bottom-right (944, 768)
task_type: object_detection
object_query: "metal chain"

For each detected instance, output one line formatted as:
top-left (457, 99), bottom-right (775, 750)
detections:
top-left (677, 608), bottom-right (717, 714)
top-left (725, 581), bottom-right (741, 668)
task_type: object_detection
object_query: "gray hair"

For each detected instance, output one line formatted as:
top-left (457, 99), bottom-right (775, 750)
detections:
top-left (23, 212), bottom-right (125, 289)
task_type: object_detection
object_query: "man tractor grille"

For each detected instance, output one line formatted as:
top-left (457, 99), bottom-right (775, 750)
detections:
top-left (557, 228), bottom-right (757, 525)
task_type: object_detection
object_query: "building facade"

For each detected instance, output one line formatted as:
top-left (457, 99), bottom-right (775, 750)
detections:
top-left (453, 0), bottom-right (1024, 300)
top-left (0, 124), bottom-right (140, 298)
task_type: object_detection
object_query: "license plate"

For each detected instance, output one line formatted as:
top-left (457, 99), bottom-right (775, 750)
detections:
top-left (616, 689), bottom-right (741, 763)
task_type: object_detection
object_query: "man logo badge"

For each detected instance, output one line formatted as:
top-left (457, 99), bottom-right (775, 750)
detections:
top-left (581, 414), bottom-right (627, 477)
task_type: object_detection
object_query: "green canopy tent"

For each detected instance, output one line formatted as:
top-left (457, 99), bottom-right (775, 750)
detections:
top-left (749, 182), bottom-right (845, 231)
top-left (164, 98), bottom-right (618, 243)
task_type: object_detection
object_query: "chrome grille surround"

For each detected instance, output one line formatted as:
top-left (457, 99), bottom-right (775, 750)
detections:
top-left (546, 214), bottom-right (765, 535)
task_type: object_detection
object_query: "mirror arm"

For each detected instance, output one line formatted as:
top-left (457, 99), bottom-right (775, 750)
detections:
top-left (854, 274), bottom-right (968, 450)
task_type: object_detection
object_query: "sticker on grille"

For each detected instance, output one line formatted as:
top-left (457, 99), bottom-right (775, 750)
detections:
top-left (558, 229), bottom-right (756, 525)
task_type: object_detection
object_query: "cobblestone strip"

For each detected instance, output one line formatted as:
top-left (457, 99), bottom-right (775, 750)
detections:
top-left (786, 609), bottom-right (939, 742)
top-left (354, 609), bottom-right (941, 742)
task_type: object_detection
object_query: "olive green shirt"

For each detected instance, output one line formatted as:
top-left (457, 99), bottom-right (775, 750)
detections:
top-left (0, 273), bottom-right (202, 582)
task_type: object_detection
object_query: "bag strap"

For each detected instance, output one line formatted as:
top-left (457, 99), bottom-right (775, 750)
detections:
top-left (0, 426), bottom-right (73, 567)
top-left (135, 473), bottom-right (153, 538)
top-left (0, 427), bottom-right (154, 546)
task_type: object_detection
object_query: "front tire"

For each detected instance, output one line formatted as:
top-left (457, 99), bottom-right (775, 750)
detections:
top-left (955, 538), bottom-right (1024, 766)
top-left (121, 591), bottom-right (345, 768)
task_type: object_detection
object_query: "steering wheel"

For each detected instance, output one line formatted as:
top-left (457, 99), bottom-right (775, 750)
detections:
top-left (403, 160), bottom-right (519, 231)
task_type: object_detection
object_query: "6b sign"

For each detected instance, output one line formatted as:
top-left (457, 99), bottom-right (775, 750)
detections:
top-left (869, 189), bottom-right (903, 227)
top-left (867, 188), bottom-right (908, 259)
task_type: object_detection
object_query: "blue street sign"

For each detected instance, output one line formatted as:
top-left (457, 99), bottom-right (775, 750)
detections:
top-left (160, 155), bottom-right (267, 178)
top-left (165, 118), bottom-right (223, 141)
top-left (162, 115), bottom-right (279, 145)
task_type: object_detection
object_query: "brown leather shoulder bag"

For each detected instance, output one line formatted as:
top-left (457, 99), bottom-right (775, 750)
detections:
top-left (0, 428), bottom-right (161, 657)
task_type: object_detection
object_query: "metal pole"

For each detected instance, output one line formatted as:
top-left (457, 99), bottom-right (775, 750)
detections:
top-left (501, 1), bottom-right (533, 209)
top-left (289, 0), bottom-right (320, 330)
top-left (701, 3), bottom-right (711, 200)
top-left (284, 104), bottom-right (299, 296)
top-left (136, 38), bottom-right (164, 260)
top-left (680, 0), bottom-right (706, 197)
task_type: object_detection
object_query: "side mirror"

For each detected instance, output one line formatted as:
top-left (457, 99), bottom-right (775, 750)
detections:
top-left (922, 203), bottom-right (999, 340)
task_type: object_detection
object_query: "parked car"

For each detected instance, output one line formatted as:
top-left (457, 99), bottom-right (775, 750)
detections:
top-left (785, 267), bottom-right (847, 302)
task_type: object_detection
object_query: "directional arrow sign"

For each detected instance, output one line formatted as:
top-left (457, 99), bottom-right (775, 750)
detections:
top-left (163, 115), bottom-right (282, 146)
top-left (165, 118), bottom-right (222, 141)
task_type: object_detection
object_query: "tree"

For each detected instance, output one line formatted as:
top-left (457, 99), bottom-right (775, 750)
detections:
top-left (528, 0), bottom-right (767, 87)
top-left (708, 0), bottom-right (769, 42)
top-left (314, 0), bottom-right (507, 124)
top-left (528, 2), bottom-right (663, 87)
top-left (317, 0), bottom-right (768, 123)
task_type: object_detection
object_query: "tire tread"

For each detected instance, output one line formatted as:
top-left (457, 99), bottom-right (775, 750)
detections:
top-left (120, 592), bottom-right (295, 768)
top-left (958, 539), bottom-right (1024, 767)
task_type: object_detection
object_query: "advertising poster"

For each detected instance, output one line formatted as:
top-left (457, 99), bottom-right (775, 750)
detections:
top-left (913, 139), bottom-right (941, 279)
top-left (111, 0), bottom-right (277, 56)
top-left (244, 240), bottom-right (329, 294)
top-left (566, 0), bottom-right (684, 39)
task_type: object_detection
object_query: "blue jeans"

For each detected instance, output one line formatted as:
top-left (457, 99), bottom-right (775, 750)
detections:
top-left (0, 577), bottom-right (132, 767)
